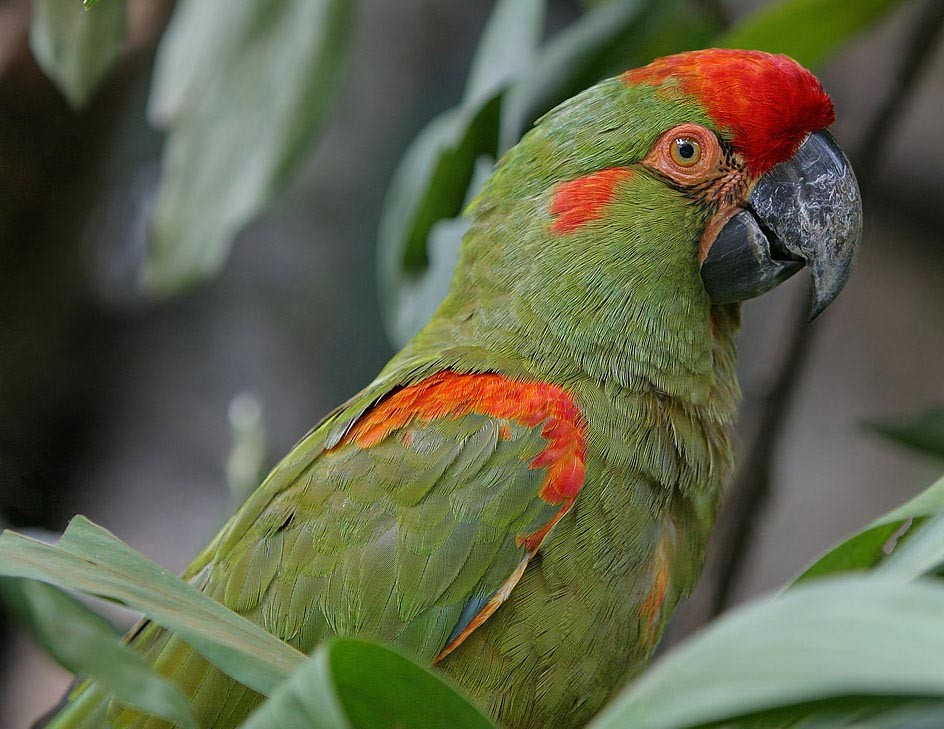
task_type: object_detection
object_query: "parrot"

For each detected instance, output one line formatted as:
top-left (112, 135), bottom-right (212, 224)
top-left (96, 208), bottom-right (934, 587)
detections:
top-left (38, 48), bottom-right (862, 729)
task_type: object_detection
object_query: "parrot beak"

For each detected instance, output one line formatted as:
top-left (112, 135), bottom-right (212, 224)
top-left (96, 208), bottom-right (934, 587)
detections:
top-left (700, 130), bottom-right (862, 318)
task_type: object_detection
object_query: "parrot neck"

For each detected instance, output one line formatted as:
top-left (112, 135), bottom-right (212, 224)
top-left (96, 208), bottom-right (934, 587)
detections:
top-left (411, 271), bottom-right (740, 410)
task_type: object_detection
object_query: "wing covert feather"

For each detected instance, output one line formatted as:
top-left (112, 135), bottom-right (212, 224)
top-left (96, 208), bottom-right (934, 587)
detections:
top-left (202, 372), bottom-right (587, 661)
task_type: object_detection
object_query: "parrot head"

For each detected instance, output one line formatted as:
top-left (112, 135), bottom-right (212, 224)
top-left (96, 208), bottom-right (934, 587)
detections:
top-left (432, 48), bottom-right (861, 393)
top-left (620, 49), bottom-right (863, 318)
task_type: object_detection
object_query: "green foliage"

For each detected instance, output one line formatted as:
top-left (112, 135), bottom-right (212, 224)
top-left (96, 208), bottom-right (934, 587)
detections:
top-left (378, 0), bottom-right (546, 344)
top-left (142, 0), bottom-right (354, 295)
top-left (590, 579), bottom-right (944, 729)
top-left (795, 475), bottom-right (944, 582)
top-left (29, 0), bottom-right (126, 109)
top-left (8, 476), bottom-right (944, 727)
top-left (717, 0), bottom-right (912, 69)
top-left (0, 517), bottom-right (304, 696)
top-left (583, 475), bottom-right (944, 729)
top-left (867, 408), bottom-right (944, 460)
top-left (0, 517), bottom-right (492, 728)
top-left (243, 640), bottom-right (494, 729)
top-left (0, 578), bottom-right (196, 728)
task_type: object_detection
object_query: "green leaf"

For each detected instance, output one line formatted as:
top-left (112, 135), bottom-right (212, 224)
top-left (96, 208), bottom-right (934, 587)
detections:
top-left (0, 516), bottom-right (305, 696)
top-left (464, 0), bottom-right (546, 107)
top-left (142, 0), bottom-right (353, 295)
top-left (794, 475), bottom-right (944, 583)
top-left (874, 514), bottom-right (944, 581)
top-left (590, 578), bottom-right (944, 729)
top-left (0, 577), bottom-right (197, 728)
top-left (242, 639), bottom-right (495, 729)
top-left (378, 0), bottom-right (546, 345)
top-left (716, 0), bottom-right (912, 69)
top-left (867, 408), bottom-right (944, 460)
top-left (29, 0), bottom-right (126, 109)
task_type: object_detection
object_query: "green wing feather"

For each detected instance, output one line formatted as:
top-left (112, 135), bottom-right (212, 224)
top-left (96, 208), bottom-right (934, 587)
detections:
top-left (44, 372), bottom-right (574, 729)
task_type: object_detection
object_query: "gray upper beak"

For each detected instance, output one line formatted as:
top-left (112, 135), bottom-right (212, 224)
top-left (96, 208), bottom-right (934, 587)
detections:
top-left (701, 130), bottom-right (863, 318)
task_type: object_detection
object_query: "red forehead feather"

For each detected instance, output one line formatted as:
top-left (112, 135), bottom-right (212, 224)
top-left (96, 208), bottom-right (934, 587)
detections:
top-left (624, 49), bottom-right (835, 176)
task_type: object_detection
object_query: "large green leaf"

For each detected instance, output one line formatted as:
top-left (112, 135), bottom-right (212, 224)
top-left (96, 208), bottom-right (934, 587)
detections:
top-left (378, 0), bottom-right (545, 345)
top-left (29, 0), bottom-right (127, 109)
top-left (0, 517), bottom-right (304, 696)
top-left (590, 578), bottom-right (944, 729)
top-left (142, 0), bottom-right (353, 295)
top-left (0, 577), bottom-right (197, 728)
top-left (868, 408), bottom-right (944, 460)
top-left (241, 639), bottom-right (495, 729)
top-left (716, 0), bottom-right (912, 69)
top-left (793, 475), bottom-right (944, 583)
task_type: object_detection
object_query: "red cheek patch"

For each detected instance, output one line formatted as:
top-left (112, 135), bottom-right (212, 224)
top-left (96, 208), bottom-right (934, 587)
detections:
top-left (549, 167), bottom-right (633, 234)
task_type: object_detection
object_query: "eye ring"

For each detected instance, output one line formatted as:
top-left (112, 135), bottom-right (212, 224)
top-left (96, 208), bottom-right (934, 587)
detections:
top-left (671, 137), bottom-right (702, 167)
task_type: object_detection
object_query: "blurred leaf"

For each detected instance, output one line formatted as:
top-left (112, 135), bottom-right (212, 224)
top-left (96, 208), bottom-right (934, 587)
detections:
top-left (717, 0), bottom-right (912, 69)
top-left (84, 0), bottom-right (104, 8)
top-left (868, 408), bottom-right (944, 459)
top-left (29, 0), bottom-right (127, 109)
top-left (378, 0), bottom-right (546, 345)
top-left (0, 516), bottom-right (304, 696)
top-left (142, 0), bottom-right (353, 295)
top-left (590, 578), bottom-right (944, 729)
top-left (464, 0), bottom-right (547, 107)
top-left (794, 475), bottom-right (944, 583)
top-left (242, 639), bottom-right (495, 729)
top-left (0, 577), bottom-right (197, 729)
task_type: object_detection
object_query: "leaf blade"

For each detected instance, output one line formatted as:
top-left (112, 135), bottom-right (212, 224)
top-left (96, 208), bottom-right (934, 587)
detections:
top-left (1, 578), bottom-right (197, 729)
top-left (143, 0), bottom-right (353, 295)
top-left (868, 408), bottom-right (944, 460)
top-left (241, 639), bottom-right (495, 729)
top-left (716, 0), bottom-right (911, 69)
top-left (29, 0), bottom-right (126, 109)
top-left (794, 475), bottom-right (944, 583)
top-left (590, 579), bottom-right (944, 729)
top-left (0, 517), bottom-right (304, 696)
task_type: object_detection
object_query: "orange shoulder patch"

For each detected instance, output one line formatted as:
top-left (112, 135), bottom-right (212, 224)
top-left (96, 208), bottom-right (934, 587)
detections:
top-left (339, 371), bottom-right (586, 507)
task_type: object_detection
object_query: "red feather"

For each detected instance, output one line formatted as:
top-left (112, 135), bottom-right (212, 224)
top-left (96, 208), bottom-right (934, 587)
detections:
top-left (340, 371), bottom-right (586, 507)
top-left (625, 49), bottom-right (835, 176)
top-left (549, 167), bottom-right (633, 234)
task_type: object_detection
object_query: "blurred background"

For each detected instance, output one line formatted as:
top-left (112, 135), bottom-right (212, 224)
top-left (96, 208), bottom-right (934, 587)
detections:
top-left (1, 0), bottom-right (942, 725)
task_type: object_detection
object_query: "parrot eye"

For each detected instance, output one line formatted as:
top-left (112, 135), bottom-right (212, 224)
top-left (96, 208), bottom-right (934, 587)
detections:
top-left (642, 123), bottom-right (722, 186)
top-left (671, 137), bottom-right (701, 166)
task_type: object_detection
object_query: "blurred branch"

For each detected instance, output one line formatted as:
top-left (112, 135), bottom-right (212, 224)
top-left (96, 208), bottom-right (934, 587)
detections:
top-left (693, 0), bottom-right (944, 625)
top-left (855, 0), bottom-right (944, 189)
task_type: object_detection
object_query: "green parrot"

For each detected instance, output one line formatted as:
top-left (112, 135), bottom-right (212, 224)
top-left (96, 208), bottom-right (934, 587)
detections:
top-left (39, 48), bottom-right (862, 729)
